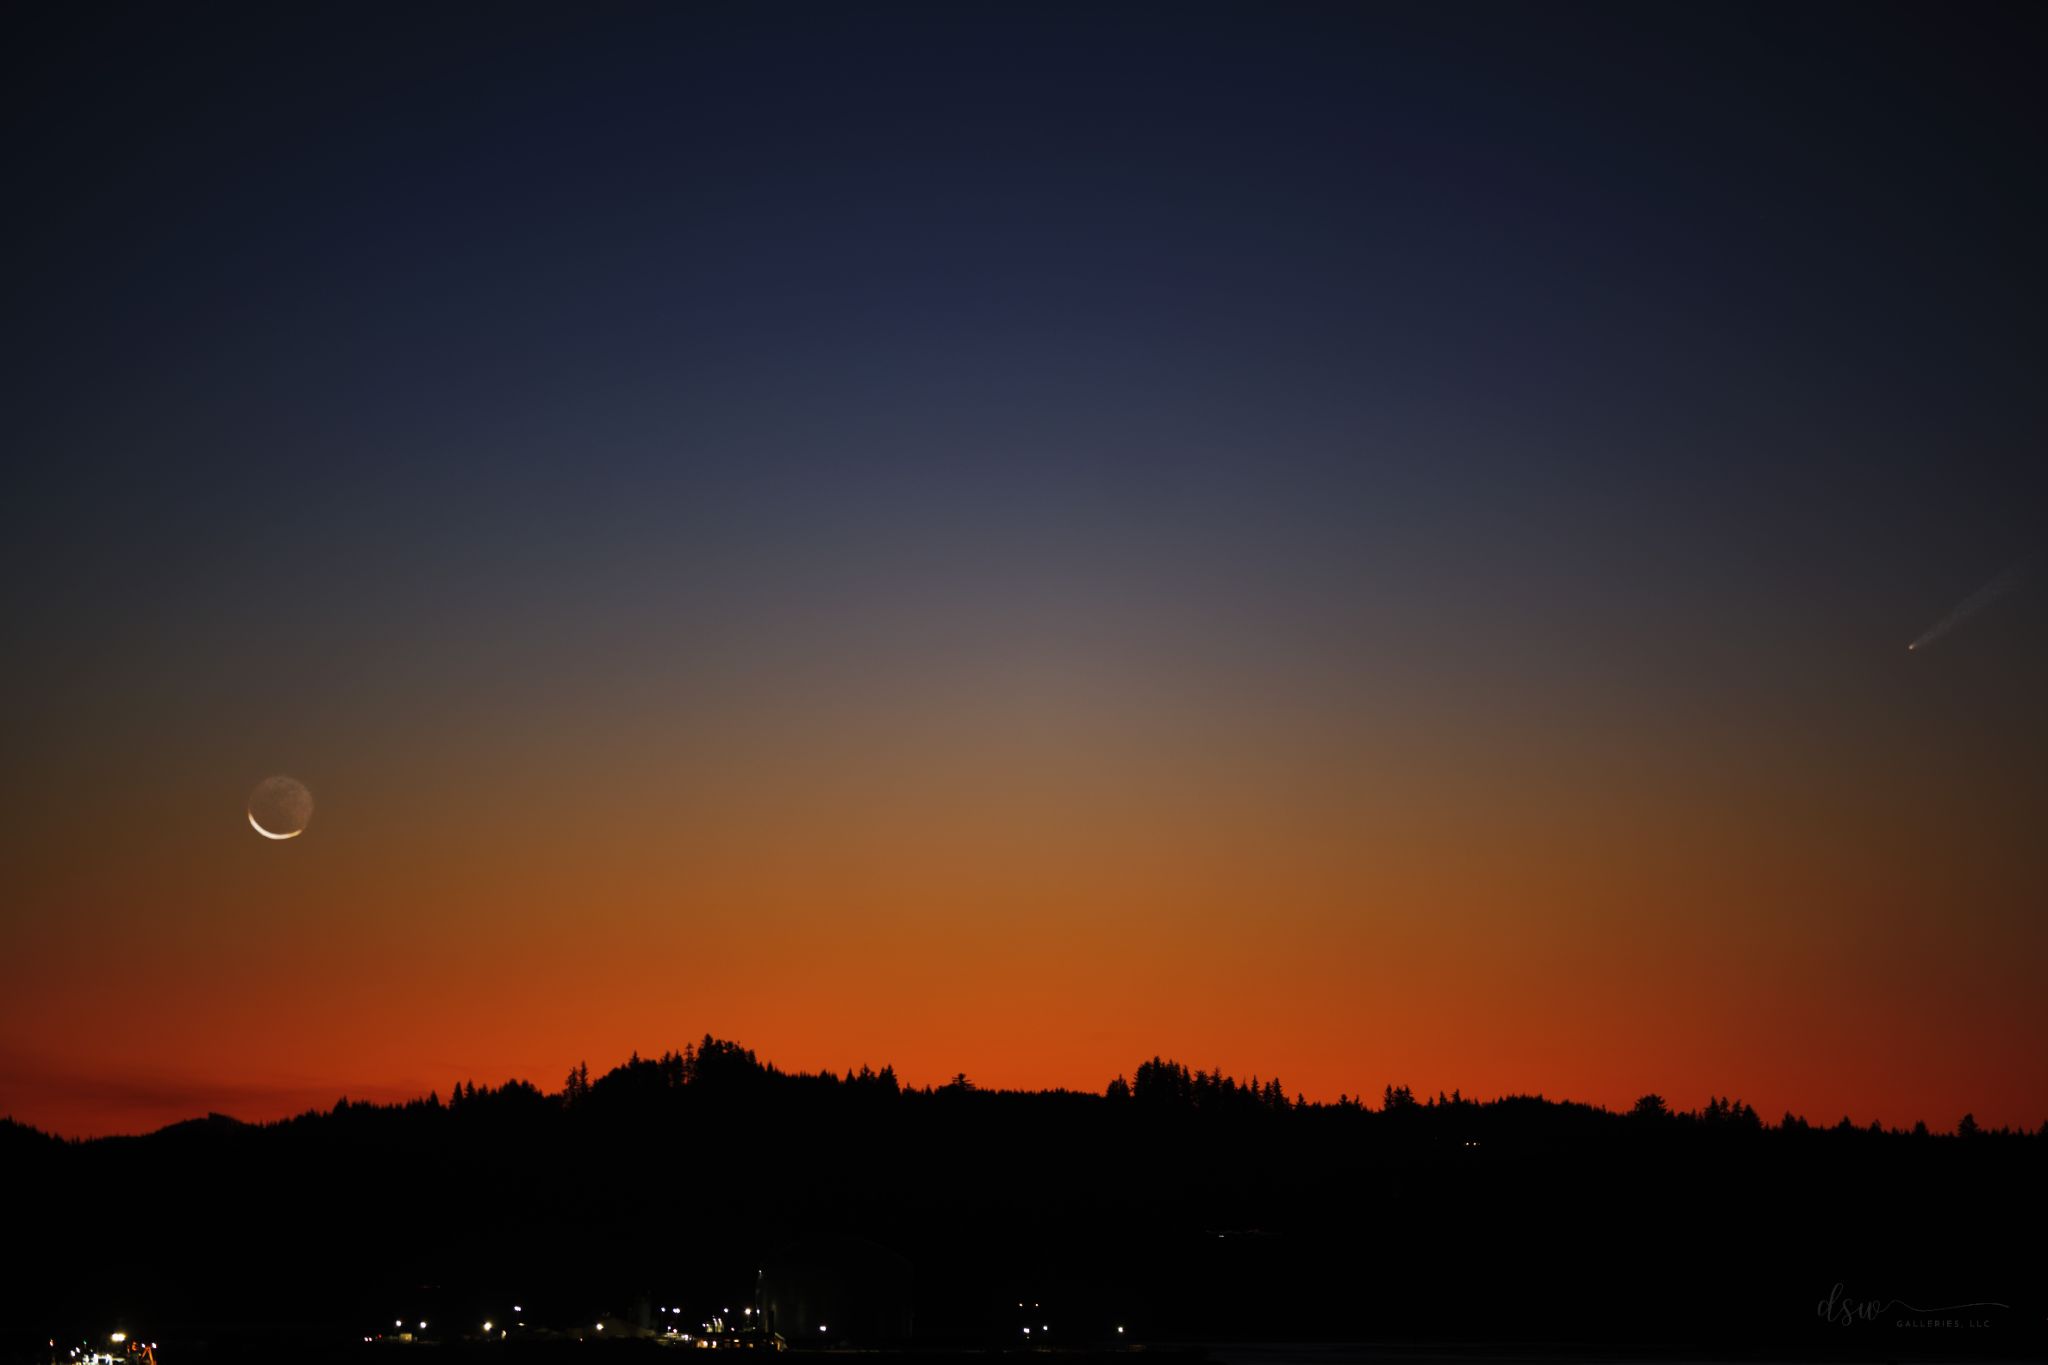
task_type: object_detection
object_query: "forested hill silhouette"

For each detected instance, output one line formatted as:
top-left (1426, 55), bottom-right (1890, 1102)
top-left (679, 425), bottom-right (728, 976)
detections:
top-left (6, 1038), bottom-right (2041, 1357)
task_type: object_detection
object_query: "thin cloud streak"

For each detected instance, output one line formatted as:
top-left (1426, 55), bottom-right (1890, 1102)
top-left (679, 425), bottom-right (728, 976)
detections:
top-left (0, 1053), bottom-right (426, 1137)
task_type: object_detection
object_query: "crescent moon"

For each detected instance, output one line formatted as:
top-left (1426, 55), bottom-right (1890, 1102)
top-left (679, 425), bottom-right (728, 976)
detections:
top-left (248, 812), bottom-right (303, 841)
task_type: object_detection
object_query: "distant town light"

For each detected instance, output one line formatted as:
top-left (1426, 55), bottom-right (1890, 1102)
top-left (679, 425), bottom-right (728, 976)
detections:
top-left (110, 1337), bottom-right (126, 1346)
top-left (818, 1325), bottom-right (828, 1333)
top-left (1117, 1326), bottom-right (1126, 1334)
top-left (596, 1324), bottom-right (604, 1332)
top-left (483, 1323), bottom-right (492, 1334)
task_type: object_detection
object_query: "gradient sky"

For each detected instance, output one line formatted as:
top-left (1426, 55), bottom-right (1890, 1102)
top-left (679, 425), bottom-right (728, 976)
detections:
top-left (5, 2), bottom-right (2045, 1138)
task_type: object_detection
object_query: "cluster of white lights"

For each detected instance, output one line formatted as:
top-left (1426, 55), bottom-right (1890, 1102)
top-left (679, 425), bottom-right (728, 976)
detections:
top-left (362, 1296), bottom-right (788, 1346)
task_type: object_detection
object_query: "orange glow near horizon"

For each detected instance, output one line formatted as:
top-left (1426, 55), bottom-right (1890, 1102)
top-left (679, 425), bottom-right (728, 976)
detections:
top-left (5, 661), bottom-right (2043, 1139)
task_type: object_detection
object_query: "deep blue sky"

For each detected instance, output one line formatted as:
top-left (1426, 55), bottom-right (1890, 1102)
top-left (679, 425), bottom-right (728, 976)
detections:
top-left (11, 4), bottom-right (2045, 629)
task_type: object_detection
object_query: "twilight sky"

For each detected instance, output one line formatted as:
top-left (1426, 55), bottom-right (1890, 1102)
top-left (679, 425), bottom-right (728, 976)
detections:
top-left (4, 2), bottom-right (2045, 1137)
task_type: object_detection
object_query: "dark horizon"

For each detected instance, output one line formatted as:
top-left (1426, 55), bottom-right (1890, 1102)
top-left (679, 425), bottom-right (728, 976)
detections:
top-left (7, 1032), bottom-right (2040, 1359)
top-left (3, 1035), bottom-right (2035, 1144)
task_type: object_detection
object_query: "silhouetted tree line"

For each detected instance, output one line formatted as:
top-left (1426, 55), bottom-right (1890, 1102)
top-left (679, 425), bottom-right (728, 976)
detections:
top-left (1113, 1058), bottom-right (1295, 1113)
top-left (160, 1035), bottom-right (2034, 1142)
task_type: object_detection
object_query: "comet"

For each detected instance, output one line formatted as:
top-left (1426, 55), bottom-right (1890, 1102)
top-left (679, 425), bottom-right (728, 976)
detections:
top-left (1908, 560), bottom-right (2029, 653)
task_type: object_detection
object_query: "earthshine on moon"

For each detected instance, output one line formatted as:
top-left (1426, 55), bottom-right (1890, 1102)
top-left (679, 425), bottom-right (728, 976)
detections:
top-left (247, 775), bottom-right (314, 840)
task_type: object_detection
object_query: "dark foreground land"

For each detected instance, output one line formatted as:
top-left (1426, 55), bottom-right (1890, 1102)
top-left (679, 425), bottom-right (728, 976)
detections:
top-left (13, 1348), bottom-right (2048, 1365)
top-left (5, 1342), bottom-right (2042, 1365)
top-left (4, 1042), bottom-right (2040, 1362)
